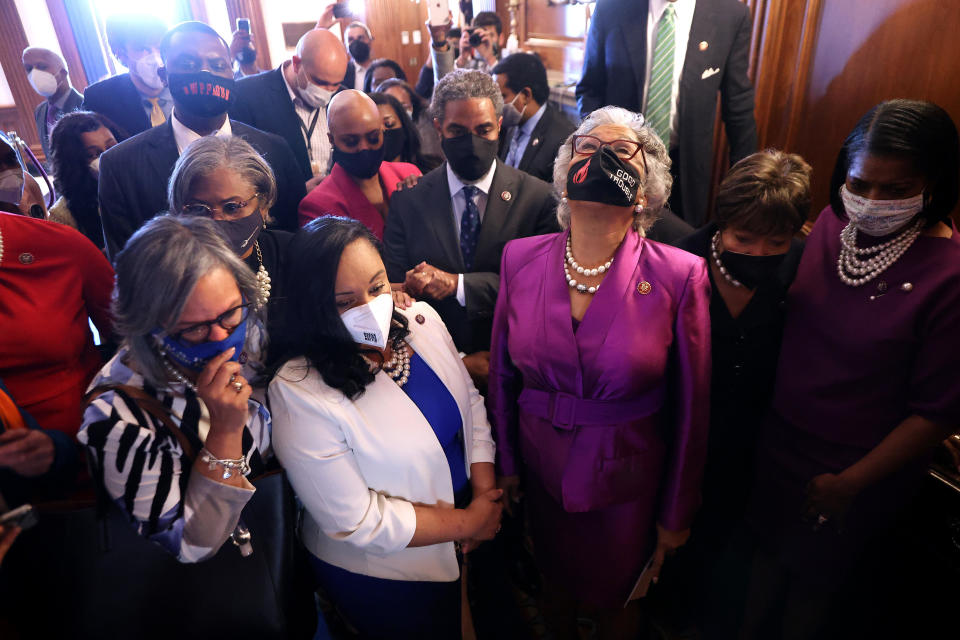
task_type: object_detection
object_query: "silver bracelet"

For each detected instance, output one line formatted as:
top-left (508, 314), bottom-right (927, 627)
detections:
top-left (199, 447), bottom-right (251, 480)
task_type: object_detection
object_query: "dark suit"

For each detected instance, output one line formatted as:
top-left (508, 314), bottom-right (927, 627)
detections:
top-left (81, 73), bottom-right (151, 141)
top-left (34, 88), bottom-right (83, 160)
top-left (384, 160), bottom-right (559, 353)
top-left (97, 119), bottom-right (306, 260)
top-left (498, 103), bottom-right (576, 184)
top-left (576, 0), bottom-right (757, 226)
top-left (230, 67), bottom-right (312, 182)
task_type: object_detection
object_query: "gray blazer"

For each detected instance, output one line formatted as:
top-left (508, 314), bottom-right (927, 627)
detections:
top-left (34, 88), bottom-right (83, 160)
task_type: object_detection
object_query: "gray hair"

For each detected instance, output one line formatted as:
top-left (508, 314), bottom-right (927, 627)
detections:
top-left (553, 106), bottom-right (673, 233)
top-left (430, 69), bottom-right (504, 123)
top-left (113, 215), bottom-right (265, 389)
top-left (344, 21), bottom-right (372, 39)
top-left (167, 135), bottom-right (278, 216)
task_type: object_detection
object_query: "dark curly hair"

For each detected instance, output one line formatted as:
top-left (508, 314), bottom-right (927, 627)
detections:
top-left (49, 111), bottom-right (122, 248)
top-left (363, 58), bottom-right (407, 94)
top-left (369, 92), bottom-right (441, 173)
top-left (267, 216), bottom-right (410, 400)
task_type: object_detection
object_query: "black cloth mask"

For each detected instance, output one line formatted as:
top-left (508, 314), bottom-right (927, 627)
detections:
top-left (348, 40), bottom-right (371, 65)
top-left (236, 47), bottom-right (257, 65)
top-left (214, 212), bottom-right (263, 255)
top-left (168, 71), bottom-right (236, 118)
top-left (566, 146), bottom-right (640, 208)
top-left (442, 133), bottom-right (498, 182)
top-left (333, 144), bottom-right (385, 179)
top-left (719, 250), bottom-right (787, 289)
top-left (382, 128), bottom-right (406, 161)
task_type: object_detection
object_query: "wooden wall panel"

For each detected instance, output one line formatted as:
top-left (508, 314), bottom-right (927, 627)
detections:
top-left (0, 2), bottom-right (41, 148)
top-left (45, 0), bottom-right (89, 91)
top-left (362, 0), bottom-right (430, 86)
top-left (225, 0), bottom-right (272, 71)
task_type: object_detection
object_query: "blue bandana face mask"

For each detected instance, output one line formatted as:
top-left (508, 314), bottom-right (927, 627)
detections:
top-left (154, 319), bottom-right (248, 372)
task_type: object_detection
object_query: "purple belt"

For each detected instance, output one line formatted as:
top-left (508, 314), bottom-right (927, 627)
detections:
top-left (517, 387), bottom-right (665, 431)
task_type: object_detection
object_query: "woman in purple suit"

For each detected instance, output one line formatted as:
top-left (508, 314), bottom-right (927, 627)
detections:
top-left (487, 106), bottom-right (712, 638)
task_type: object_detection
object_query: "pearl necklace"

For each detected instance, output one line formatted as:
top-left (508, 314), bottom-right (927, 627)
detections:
top-left (161, 354), bottom-right (198, 393)
top-left (255, 242), bottom-right (271, 306)
top-left (836, 220), bottom-right (922, 287)
top-left (0, 226), bottom-right (4, 266)
top-left (564, 236), bottom-right (615, 295)
top-left (365, 339), bottom-right (411, 387)
top-left (710, 231), bottom-right (743, 288)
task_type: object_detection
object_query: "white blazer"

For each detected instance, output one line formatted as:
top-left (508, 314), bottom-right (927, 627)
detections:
top-left (269, 302), bottom-right (496, 582)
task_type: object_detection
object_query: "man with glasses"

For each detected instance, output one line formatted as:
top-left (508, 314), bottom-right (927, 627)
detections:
top-left (230, 29), bottom-right (349, 191)
top-left (97, 21), bottom-right (305, 261)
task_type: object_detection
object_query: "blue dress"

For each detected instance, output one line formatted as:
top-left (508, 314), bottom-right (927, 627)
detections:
top-left (310, 352), bottom-right (468, 639)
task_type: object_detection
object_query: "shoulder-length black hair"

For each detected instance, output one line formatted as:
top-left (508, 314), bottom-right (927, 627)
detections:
top-left (829, 99), bottom-right (959, 227)
top-left (369, 92), bottom-right (442, 173)
top-left (267, 216), bottom-right (409, 400)
top-left (363, 58), bottom-right (407, 94)
top-left (49, 110), bottom-right (123, 247)
top-left (375, 78), bottom-right (427, 122)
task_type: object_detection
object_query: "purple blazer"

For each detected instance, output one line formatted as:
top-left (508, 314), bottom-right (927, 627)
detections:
top-left (488, 229), bottom-right (712, 532)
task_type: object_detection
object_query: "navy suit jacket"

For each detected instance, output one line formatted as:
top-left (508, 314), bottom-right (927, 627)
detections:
top-left (576, 0), bottom-right (757, 226)
top-left (498, 103), bottom-right (576, 184)
top-left (97, 119), bottom-right (306, 260)
top-left (81, 73), bottom-right (151, 141)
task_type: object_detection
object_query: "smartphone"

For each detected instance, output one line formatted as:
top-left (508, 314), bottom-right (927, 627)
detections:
top-left (236, 18), bottom-right (250, 32)
top-left (427, 0), bottom-right (449, 26)
top-left (332, 3), bottom-right (353, 19)
top-left (0, 504), bottom-right (38, 531)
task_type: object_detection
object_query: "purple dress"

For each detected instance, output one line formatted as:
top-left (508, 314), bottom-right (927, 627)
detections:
top-left (750, 207), bottom-right (960, 582)
top-left (487, 229), bottom-right (712, 607)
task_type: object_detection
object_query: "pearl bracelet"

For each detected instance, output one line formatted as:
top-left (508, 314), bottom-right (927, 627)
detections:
top-left (199, 447), bottom-right (251, 480)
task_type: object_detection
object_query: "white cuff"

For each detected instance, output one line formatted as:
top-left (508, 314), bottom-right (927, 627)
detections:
top-left (456, 273), bottom-right (466, 306)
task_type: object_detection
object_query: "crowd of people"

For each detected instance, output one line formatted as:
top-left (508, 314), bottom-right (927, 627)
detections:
top-left (1, 2), bottom-right (959, 639)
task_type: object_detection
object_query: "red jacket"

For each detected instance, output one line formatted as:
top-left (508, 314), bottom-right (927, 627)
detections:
top-left (0, 213), bottom-right (114, 437)
top-left (298, 161), bottom-right (421, 239)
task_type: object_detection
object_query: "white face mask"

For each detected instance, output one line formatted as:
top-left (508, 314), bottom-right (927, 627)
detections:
top-left (298, 70), bottom-right (335, 109)
top-left (89, 157), bottom-right (100, 178)
top-left (0, 168), bottom-right (25, 205)
top-left (28, 69), bottom-right (59, 98)
top-left (339, 293), bottom-right (394, 349)
top-left (840, 184), bottom-right (924, 237)
top-left (134, 53), bottom-right (164, 90)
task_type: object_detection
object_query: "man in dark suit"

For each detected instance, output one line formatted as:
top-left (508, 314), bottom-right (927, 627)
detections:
top-left (384, 69), bottom-right (558, 385)
top-left (576, 0), bottom-right (757, 226)
top-left (21, 48), bottom-right (83, 160)
top-left (492, 53), bottom-right (576, 184)
top-left (98, 21), bottom-right (305, 260)
top-left (81, 14), bottom-right (170, 141)
top-left (230, 29), bottom-right (349, 191)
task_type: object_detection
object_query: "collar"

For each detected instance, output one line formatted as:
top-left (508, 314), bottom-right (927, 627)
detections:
top-left (171, 110), bottom-right (233, 155)
top-left (651, 0), bottom-right (695, 22)
top-left (520, 102), bottom-right (547, 136)
top-left (446, 158), bottom-right (497, 197)
top-left (280, 60), bottom-right (306, 106)
top-left (137, 85), bottom-right (172, 104)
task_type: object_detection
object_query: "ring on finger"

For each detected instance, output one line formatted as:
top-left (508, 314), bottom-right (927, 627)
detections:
top-left (232, 380), bottom-right (243, 392)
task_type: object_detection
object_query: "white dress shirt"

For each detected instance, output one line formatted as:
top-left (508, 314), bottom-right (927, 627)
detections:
top-left (505, 102), bottom-right (547, 169)
top-left (171, 110), bottom-right (233, 155)
top-left (446, 160), bottom-right (497, 306)
top-left (642, 0), bottom-right (696, 149)
top-left (280, 61), bottom-right (332, 177)
top-left (354, 62), bottom-right (369, 90)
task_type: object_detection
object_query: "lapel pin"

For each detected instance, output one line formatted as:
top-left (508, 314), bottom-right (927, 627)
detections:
top-left (637, 281), bottom-right (652, 295)
top-left (531, 138), bottom-right (540, 147)
top-left (501, 191), bottom-right (512, 201)
top-left (415, 313), bottom-right (425, 324)
top-left (900, 282), bottom-right (913, 292)
top-left (699, 41), bottom-right (709, 51)
top-left (18, 253), bottom-right (34, 265)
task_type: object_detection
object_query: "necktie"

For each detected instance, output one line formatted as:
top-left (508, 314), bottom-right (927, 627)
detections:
top-left (646, 5), bottom-right (676, 145)
top-left (506, 128), bottom-right (524, 168)
top-left (148, 97), bottom-right (166, 127)
top-left (46, 104), bottom-right (59, 130)
top-left (459, 185), bottom-right (481, 271)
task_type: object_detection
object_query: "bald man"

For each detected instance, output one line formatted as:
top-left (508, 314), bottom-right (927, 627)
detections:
top-left (22, 47), bottom-right (83, 160)
top-left (230, 28), bottom-right (353, 189)
top-left (297, 89), bottom-right (420, 235)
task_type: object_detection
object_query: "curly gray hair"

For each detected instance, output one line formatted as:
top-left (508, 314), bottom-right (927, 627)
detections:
top-left (167, 135), bottom-right (278, 216)
top-left (113, 215), bottom-right (265, 389)
top-left (430, 68), bottom-right (504, 123)
top-left (553, 106), bottom-right (673, 233)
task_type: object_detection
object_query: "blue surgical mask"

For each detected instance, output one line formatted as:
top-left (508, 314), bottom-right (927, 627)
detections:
top-left (154, 319), bottom-right (248, 372)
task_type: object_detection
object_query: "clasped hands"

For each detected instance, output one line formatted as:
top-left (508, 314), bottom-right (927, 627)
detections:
top-left (403, 262), bottom-right (458, 301)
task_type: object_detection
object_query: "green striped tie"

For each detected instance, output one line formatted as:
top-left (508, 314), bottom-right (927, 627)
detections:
top-left (646, 5), bottom-right (676, 145)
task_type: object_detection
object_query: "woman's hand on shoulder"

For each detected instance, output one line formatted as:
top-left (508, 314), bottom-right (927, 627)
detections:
top-left (197, 347), bottom-right (251, 435)
top-left (391, 283), bottom-right (414, 310)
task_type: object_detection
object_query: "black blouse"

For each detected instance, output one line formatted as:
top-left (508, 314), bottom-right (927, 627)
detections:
top-left (244, 229), bottom-right (291, 335)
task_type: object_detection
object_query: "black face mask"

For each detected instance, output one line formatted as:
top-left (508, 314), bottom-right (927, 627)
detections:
top-left (214, 211), bottom-right (264, 255)
top-left (442, 133), bottom-right (498, 182)
top-left (348, 40), bottom-right (371, 65)
top-left (236, 47), bottom-right (257, 65)
top-left (718, 250), bottom-right (787, 289)
top-left (382, 127), bottom-right (405, 161)
top-left (168, 71), bottom-right (236, 118)
top-left (333, 144), bottom-right (385, 179)
top-left (566, 146), bottom-right (640, 207)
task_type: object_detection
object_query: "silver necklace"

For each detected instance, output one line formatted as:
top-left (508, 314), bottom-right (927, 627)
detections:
top-left (710, 231), bottom-right (743, 288)
top-left (255, 241), bottom-right (271, 306)
top-left (161, 354), bottom-right (198, 393)
top-left (564, 236), bottom-right (615, 295)
top-left (836, 220), bottom-right (922, 287)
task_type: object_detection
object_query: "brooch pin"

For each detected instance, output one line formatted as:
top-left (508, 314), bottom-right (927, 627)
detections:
top-left (415, 314), bottom-right (425, 324)
top-left (637, 281), bottom-right (652, 295)
top-left (699, 41), bottom-right (709, 51)
top-left (18, 253), bottom-right (34, 264)
top-left (501, 191), bottom-right (512, 201)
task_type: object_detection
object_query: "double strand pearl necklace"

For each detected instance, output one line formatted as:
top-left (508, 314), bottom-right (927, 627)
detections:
top-left (836, 220), bottom-right (922, 287)
top-left (365, 339), bottom-right (412, 387)
top-left (0, 226), bottom-right (4, 266)
top-left (564, 235), bottom-right (615, 295)
top-left (254, 241), bottom-right (272, 305)
top-left (161, 354), bottom-right (198, 393)
top-left (710, 231), bottom-right (743, 288)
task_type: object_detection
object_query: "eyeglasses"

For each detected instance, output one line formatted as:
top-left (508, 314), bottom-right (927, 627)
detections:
top-left (572, 134), bottom-right (648, 174)
top-left (182, 193), bottom-right (259, 218)
top-left (171, 303), bottom-right (251, 345)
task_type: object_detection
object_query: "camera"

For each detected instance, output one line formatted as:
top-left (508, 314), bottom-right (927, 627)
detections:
top-left (467, 29), bottom-right (484, 47)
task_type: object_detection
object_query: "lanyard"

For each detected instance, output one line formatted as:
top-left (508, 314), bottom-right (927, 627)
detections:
top-left (298, 107), bottom-right (321, 159)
